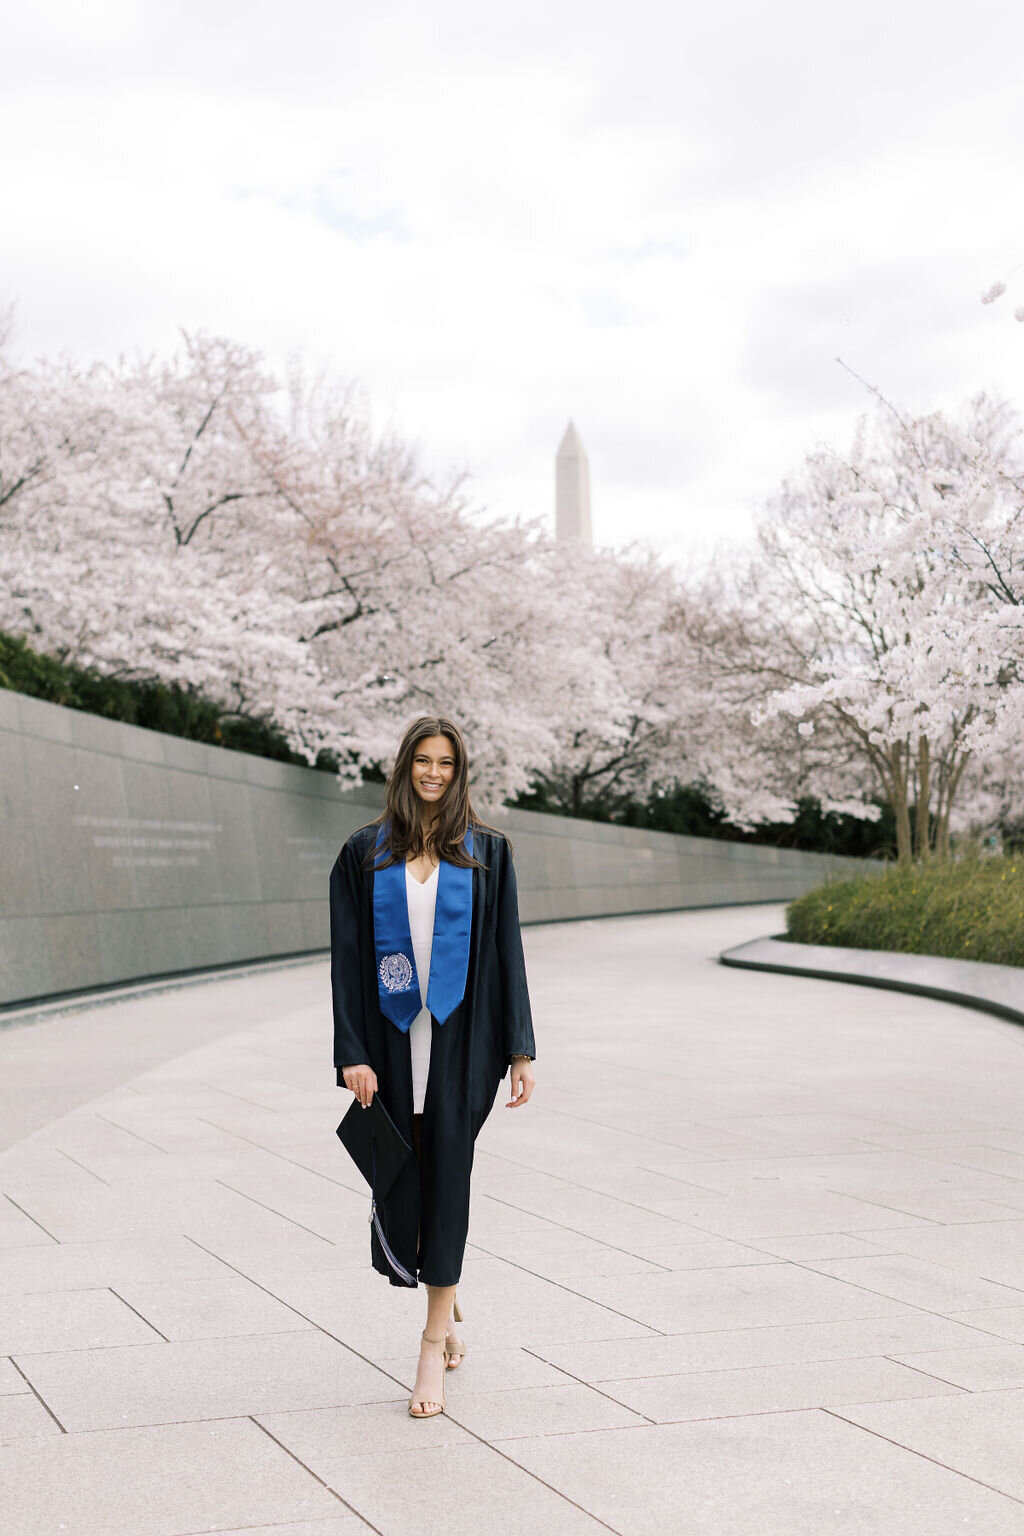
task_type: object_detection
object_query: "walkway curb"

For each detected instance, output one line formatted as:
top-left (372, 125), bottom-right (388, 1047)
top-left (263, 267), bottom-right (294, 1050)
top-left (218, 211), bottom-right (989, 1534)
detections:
top-left (719, 933), bottom-right (1024, 1031)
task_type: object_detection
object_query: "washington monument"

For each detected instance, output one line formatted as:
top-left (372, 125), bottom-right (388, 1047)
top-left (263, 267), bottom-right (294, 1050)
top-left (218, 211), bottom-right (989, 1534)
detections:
top-left (555, 421), bottom-right (592, 544)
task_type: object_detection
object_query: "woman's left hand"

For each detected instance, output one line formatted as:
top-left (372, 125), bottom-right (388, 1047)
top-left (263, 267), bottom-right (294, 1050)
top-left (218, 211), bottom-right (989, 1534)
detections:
top-left (506, 1059), bottom-right (535, 1108)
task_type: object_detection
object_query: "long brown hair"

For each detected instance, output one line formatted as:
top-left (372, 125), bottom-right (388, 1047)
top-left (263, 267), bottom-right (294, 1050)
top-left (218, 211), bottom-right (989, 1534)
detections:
top-left (368, 716), bottom-right (490, 870)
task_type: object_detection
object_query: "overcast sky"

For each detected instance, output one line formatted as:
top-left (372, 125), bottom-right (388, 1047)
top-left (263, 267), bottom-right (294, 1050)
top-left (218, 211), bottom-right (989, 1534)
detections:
top-left (3, 0), bottom-right (1023, 566)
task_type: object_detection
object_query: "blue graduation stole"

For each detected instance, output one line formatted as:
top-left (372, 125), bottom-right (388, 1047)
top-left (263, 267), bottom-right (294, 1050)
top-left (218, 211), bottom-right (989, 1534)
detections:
top-left (372, 823), bottom-right (474, 1032)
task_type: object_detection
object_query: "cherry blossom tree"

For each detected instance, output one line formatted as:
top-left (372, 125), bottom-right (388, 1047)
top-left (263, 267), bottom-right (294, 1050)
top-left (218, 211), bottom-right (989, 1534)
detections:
top-left (0, 332), bottom-right (334, 758)
top-left (521, 542), bottom-right (705, 816)
top-left (0, 330), bottom-right (577, 800)
top-left (696, 392), bottom-right (1024, 861)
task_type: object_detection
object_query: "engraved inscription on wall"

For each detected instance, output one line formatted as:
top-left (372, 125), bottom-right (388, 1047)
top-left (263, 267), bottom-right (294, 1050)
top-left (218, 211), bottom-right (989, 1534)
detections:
top-left (73, 814), bottom-right (223, 868)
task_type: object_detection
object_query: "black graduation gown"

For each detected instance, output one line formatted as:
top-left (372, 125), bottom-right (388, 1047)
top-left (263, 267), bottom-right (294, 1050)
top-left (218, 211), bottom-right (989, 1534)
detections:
top-left (329, 823), bottom-right (535, 1287)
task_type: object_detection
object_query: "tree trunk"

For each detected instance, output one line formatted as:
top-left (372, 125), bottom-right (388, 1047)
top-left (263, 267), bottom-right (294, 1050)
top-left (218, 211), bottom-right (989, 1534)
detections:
top-left (933, 755), bottom-right (969, 858)
top-left (913, 735), bottom-right (931, 860)
top-left (888, 744), bottom-right (913, 864)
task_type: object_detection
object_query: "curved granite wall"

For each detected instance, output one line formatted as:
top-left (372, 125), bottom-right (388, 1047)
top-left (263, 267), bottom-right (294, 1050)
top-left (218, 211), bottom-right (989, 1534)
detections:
top-left (0, 689), bottom-right (875, 1007)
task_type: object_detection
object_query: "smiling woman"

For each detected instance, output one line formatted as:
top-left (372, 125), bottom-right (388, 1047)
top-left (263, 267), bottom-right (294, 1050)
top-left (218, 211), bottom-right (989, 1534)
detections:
top-left (328, 713), bottom-right (536, 1419)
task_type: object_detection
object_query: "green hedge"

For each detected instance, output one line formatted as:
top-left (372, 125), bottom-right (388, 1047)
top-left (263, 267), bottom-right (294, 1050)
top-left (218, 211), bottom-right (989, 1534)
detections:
top-left (0, 630), bottom-right (340, 771)
top-left (786, 855), bottom-right (1024, 967)
top-left (514, 779), bottom-right (896, 858)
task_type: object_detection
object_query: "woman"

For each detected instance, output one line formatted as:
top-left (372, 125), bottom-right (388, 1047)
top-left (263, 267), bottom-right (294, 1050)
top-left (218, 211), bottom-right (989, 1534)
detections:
top-left (329, 715), bottom-right (536, 1418)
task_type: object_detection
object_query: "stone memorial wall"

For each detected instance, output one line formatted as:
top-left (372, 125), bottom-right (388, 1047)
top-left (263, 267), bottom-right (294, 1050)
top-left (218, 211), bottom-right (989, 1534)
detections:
top-left (0, 689), bottom-right (874, 1007)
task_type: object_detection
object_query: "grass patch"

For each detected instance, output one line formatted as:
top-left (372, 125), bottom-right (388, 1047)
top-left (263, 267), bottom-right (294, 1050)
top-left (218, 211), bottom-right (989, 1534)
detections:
top-left (785, 855), bottom-right (1024, 967)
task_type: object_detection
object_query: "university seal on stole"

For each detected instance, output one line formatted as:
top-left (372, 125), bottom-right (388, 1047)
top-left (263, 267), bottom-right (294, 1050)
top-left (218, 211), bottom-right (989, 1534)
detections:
top-left (379, 952), bottom-right (414, 993)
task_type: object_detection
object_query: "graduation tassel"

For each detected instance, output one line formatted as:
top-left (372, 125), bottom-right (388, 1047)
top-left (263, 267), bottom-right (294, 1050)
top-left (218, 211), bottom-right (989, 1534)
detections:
top-left (369, 1142), bottom-right (417, 1286)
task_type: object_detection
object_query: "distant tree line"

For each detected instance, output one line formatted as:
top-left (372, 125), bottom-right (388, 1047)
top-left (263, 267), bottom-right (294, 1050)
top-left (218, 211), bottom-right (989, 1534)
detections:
top-left (3, 319), bottom-right (1024, 863)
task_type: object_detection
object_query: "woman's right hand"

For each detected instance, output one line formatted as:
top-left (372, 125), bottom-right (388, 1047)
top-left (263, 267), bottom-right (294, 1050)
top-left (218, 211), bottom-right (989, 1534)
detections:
top-left (342, 1063), bottom-right (378, 1108)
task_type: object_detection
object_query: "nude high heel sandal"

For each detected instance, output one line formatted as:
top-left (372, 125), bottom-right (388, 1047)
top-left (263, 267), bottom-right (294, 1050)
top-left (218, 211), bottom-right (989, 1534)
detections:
top-left (408, 1331), bottom-right (447, 1418)
top-left (445, 1292), bottom-right (468, 1371)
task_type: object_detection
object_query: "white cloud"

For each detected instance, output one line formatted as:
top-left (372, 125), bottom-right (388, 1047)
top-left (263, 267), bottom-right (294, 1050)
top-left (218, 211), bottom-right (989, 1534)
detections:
top-left (2, 0), bottom-right (1023, 569)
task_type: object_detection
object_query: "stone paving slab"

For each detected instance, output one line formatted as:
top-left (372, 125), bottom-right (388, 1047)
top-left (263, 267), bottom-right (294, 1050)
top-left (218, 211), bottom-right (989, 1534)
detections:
top-left (256, 1400), bottom-right (475, 1459)
top-left (947, 1304), bottom-right (1024, 1343)
top-left (0, 1200), bottom-right (53, 1249)
top-left (0, 1418), bottom-right (349, 1535)
top-left (556, 1262), bottom-right (927, 1334)
top-left (428, 1379), bottom-right (647, 1440)
top-left (835, 1387), bottom-right (1024, 1502)
top-left (849, 1216), bottom-right (1024, 1290)
top-left (497, 1411), bottom-right (1024, 1535)
top-left (0, 1288), bottom-right (161, 1353)
top-left (15, 1330), bottom-right (401, 1432)
top-left (0, 1235), bottom-right (231, 1295)
top-left (3, 902), bottom-right (1024, 1533)
top-left (375, 1344), bottom-right (571, 1394)
top-left (0, 1391), bottom-right (61, 1444)
top-left (596, 1354), bottom-right (963, 1421)
top-left (111, 1274), bottom-right (321, 1341)
top-left (0, 966), bottom-right (333, 1151)
top-left (888, 1340), bottom-right (1024, 1390)
top-left (796, 1252), bottom-right (1024, 1311)
top-left (0, 1358), bottom-right (26, 1394)
top-left (532, 1310), bottom-right (1006, 1381)
top-left (297, 1442), bottom-right (612, 1536)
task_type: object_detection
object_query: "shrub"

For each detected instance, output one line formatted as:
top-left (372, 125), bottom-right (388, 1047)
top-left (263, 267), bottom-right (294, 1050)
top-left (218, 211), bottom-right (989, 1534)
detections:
top-left (786, 855), bottom-right (1024, 967)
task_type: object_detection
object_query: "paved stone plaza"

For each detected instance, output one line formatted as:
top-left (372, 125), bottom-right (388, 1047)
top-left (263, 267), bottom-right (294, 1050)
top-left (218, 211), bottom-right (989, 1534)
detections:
top-left (3, 903), bottom-right (1024, 1534)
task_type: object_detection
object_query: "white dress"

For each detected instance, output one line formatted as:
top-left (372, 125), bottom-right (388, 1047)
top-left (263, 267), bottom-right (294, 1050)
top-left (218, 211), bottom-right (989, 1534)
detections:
top-left (405, 863), bottom-right (438, 1114)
